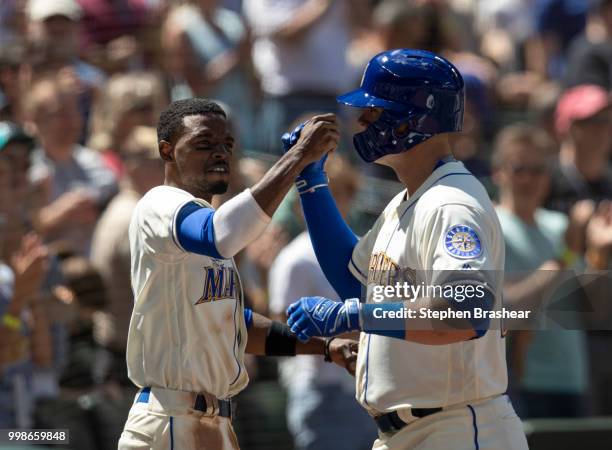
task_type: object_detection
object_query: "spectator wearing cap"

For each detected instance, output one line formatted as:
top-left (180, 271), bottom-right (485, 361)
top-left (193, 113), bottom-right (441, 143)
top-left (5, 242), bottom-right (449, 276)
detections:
top-left (90, 127), bottom-right (163, 385)
top-left (26, 0), bottom-right (105, 89)
top-left (546, 84), bottom-right (612, 214)
top-left (24, 76), bottom-right (118, 256)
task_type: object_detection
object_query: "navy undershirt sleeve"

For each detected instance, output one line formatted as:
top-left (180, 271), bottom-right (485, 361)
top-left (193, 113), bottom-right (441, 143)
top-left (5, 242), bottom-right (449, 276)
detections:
top-left (175, 201), bottom-right (223, 259)
top-left (299, 186), bottom-right (362, 299)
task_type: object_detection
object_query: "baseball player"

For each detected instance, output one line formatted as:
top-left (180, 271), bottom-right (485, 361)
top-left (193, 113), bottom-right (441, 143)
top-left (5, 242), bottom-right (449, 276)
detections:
top-left (118, 98), bottom-right (357, 450)
top-left (285, 50), bottom-right (529, 449)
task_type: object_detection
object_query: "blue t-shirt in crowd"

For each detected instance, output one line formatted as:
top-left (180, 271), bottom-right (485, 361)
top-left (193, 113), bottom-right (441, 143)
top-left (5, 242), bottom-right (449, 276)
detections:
top-left (496, 207), bottom-right (588, 394)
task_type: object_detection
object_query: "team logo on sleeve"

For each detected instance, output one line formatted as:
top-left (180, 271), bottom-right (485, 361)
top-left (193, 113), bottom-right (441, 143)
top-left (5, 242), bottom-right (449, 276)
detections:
top-left (444, 225), bottom-right (482, 259)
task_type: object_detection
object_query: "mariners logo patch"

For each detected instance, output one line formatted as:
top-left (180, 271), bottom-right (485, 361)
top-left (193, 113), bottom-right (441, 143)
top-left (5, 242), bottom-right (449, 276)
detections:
top-left (444, 225), bottom-right (482, 259)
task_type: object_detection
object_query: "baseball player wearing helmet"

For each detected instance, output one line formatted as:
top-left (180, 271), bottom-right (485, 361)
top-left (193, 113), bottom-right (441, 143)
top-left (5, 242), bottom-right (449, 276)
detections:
top-left (118, 98), bottom-right (357, 450)
top-left (285, 50), bottom-right (529, 450)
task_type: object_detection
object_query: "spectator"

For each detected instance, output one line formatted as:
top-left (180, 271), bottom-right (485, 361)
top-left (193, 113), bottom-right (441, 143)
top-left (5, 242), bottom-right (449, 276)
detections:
top-left (565, 0), bottom-right (612, 89)
top-left (526, 0), bottom-right (588, 80)
top-left (35, 255), bottom-right (127, 450)
top-left (269, 154), bottom-right (375, 450)
top-left (90, 126), bottom-right (163, 384)
top-left (77, 0), bottom-right (151, 48)
top-left (24, 76), bottom-right (118, 255)
top-left (88, 72), bottom-right (166, 178)
top-left (1, 134), bottom-right (52, 428)
top-left (162, 0), bottom-right (255, 149)
top-left (582, 200), bottom-right (612, 414)
top-left (0, 122), bottom-right (36, 224)
top-left (0, 233), bottom-right (51, 428)
top-left (493, 123), bottom-right (590, 418)
top-left (546, 84), bottom-right (612, 214)
top-left (348, 1), bottom-right (461, 71)
top-left (0, 0), bottom-right (27, 46)
top-left (0, 42), bottom-right (26, 122)
top-left (243, 0), bottom-right (354, 153)
top-left (26, 0), bottom-right (105, 88)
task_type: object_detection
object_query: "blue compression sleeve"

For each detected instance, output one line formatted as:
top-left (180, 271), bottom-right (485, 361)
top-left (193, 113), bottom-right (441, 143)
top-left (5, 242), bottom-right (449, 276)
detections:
top-left (175, 202), bottom-right (223, 259)
top-left (300, 186), bottom-right (361, 299)
top-left (360, 283), bottom-right (494, 340)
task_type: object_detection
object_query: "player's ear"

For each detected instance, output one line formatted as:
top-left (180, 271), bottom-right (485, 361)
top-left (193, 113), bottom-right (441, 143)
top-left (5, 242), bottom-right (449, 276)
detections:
top-left (159, 140), bottom-right (174, 162)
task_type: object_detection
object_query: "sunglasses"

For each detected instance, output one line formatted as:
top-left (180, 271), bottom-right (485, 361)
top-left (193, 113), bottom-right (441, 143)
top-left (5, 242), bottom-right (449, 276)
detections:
top-left (507, 163), bottom-right (549, 176)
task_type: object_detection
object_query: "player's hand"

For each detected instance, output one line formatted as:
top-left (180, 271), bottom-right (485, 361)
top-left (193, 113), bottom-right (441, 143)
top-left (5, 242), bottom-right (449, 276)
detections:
top-left (286, 297), bottom-right (361, 342)
top-left (328, 338), bottom-right (359, 376)
top-left (285, 114), bottom-right (339, 166)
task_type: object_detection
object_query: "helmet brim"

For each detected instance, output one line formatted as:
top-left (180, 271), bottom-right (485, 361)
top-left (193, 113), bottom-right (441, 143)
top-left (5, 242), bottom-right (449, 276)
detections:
top-left (336, 89), bottom-right (404, 112)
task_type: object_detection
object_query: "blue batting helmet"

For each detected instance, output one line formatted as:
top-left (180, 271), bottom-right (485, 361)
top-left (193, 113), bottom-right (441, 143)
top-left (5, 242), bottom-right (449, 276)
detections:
top-left (337, 49), bottom-right (464, 163)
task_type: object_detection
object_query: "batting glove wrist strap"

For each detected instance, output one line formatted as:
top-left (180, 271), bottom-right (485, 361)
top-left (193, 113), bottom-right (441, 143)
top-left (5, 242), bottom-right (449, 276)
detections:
top-left (281, 122), bottom-right (329, 195)
top-left (344, 298), bottom-right (362, 330)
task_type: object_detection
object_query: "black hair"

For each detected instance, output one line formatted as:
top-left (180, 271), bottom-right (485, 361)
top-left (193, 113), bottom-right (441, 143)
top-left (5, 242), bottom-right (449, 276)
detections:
top-left (157, 98), bottom-right (226, 144)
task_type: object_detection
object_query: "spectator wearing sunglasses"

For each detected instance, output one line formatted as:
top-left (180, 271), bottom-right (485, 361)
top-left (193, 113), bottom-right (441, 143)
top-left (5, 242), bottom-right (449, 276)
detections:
top-left (492, 123), bottom-right (590, 418)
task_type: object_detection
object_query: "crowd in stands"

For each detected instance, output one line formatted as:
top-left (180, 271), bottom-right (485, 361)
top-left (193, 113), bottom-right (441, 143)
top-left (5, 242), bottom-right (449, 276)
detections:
top-left (2, 1), bottom-right (612, 449)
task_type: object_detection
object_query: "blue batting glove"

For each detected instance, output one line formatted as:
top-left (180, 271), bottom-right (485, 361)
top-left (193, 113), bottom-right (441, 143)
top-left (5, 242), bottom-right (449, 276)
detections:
top-left (281, 122), bottom-right (328, 194)
top-left (286, 297), bottom-right (361, 342)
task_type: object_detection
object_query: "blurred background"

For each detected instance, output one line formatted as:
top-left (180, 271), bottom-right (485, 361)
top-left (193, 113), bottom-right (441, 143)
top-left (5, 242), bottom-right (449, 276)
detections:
top-left (2, 0), bottom-right (612, 449)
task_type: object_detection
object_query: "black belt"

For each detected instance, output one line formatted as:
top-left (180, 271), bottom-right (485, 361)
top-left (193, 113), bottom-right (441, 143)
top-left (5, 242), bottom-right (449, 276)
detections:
top-left (375, 408), bottom-right (442, 434)
top-left (137, 387), bottom-right (232, 418)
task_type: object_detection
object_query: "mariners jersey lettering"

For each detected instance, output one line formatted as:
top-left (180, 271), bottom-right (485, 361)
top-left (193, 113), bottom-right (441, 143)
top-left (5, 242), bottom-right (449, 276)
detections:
top-left (127, 185), bottom-right (248, 398)
top-left (348, 161), bottom-right (507, 413)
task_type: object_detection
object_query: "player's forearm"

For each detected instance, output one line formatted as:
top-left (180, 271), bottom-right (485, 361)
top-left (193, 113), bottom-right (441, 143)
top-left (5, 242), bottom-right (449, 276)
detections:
top-left (246, 312), bottom-right (327, 356)
top-left (250, 147), bottom-right (314, 217)
top-left (360, 301), bottom-right (480, 344)
top-left (300, 186), bottom-right (361, 299)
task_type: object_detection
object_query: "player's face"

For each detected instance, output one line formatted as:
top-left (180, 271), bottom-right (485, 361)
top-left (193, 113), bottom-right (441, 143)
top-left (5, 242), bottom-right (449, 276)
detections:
top-left (171, 113), bottom-right (234, 199)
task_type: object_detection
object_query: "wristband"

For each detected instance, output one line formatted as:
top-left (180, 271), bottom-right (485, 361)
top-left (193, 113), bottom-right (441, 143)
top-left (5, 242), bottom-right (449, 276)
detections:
top-left (344, 298), bottom-right (362, 330)
top-left (2, 313), bottom-right (22, 331)
top-left (265, 321), bottom-right (297, 356)
top-left (323, 337), bottom-right (337, 362)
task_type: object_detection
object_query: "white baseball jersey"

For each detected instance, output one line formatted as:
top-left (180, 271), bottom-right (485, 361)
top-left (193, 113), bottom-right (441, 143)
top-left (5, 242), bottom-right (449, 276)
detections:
top-left (126, 185), bottom-right (248, 399)
top-left (349, 160), bottom-right (507, 413)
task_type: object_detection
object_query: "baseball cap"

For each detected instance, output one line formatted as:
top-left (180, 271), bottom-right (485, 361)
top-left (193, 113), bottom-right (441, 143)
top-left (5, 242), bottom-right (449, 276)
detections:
top-left (28, 0), bottom-right (82, 22)
top-left (0, 122), bottom-right (35, 152)
top-left (555, 84), bottom-right (611, 136)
